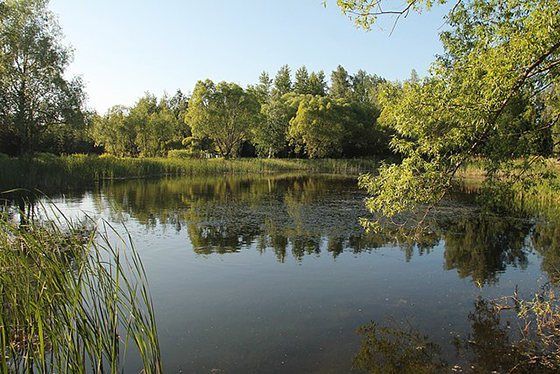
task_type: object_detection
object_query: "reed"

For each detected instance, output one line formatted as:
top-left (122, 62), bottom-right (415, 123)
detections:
top-left (0, 153), bottom-right (380, 191)
top-left (0, 204), bottom-right (162, 373)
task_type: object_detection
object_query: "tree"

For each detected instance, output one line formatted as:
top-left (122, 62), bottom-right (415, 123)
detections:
top-left (334, 0), bottom-right (560, 229)
top-left (252, 94), bottom-right (290, 158)
top-left (294, 66), bottom-right (310, 94)
top-left (168, 89), bottom-right (190, 144)
top-left (91, 106), bottom-right (135, 157)
top-left (330, 65), bottom-right (352, 99)
top-left (186, 80), bottom-right (260, 158)
top-left (252, 71), bottom-right (272, 104)
top-left (273, 65), bottom-right (292, 97)
top-left (307, 71), bottom-right (328, 96)
top-left (352, 70), bottom-right (386, 105)
top-left (288, 96), bottom-right (347, 158)
top-left (0, 0), bottom-right (85, 155)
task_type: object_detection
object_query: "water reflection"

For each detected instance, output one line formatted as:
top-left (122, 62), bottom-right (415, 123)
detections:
top-left (79, 175), bottom-right (559, 286)
top-left (353, 296), bottom-right (560, 373)
top-left (5, 174), bottom-right (560, 372)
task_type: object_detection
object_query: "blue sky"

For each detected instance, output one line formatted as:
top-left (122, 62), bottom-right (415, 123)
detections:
top-left (48, 0), bottom-right (453, 113)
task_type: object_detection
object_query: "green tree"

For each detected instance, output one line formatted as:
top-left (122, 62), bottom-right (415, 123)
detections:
top-left (91, 106), bottom-right (136, 157)
top-left (330, 65), bottom-right (352, 99)
top-left (0, 0), bottom-right (85, 155)
top-left (252, 71), bottom-right (272, 104)
top-left (273, 65), bottom-right (292, 97)
top-left (294, 66), bottom-right (310, 94)
top-left (337, 0), bottom-right (560, 227)
top-left (352, 70), bottom-right (386, 105)
top-left (186, 80), bottom-right (259, 158)
top-left (252, 94), bottom-right (293, 158)
top-left (167, 89), bottom-right (190, 145)
top-left (288, 96), bottom-right (347, 158)
top-left (307, 70), bottom-right (328, 96)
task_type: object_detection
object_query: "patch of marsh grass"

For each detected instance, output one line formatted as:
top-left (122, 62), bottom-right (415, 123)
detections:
top-left (0, 204), bottom-right (161, 373)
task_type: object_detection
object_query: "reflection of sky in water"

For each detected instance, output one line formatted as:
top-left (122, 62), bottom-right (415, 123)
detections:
top-left (18, 175), bottom-right (555, 373)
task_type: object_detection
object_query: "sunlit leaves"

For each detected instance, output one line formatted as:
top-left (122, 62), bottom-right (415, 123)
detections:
top-left (354, 0), bottom-right (560, 224)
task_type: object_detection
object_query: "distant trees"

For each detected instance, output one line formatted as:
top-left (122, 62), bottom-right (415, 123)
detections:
top-left (186, 80), bottom-right (260, 158)
top-left (91, 91), bottom-right (188, 157)
top-left (288, 96), bottom-right (386, 158)
top-left (0, 0), bottom-right (86, 156)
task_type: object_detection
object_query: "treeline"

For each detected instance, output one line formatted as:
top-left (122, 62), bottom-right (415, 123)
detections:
top-left (92, 65), bottom-right (393, 159)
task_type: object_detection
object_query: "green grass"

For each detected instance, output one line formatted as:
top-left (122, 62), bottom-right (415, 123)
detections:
top-left (0, 206), bottom-right (161, 373)
top-left (456, 158), bottom-right (560, 220)
top-left (0, 153), bottom-right (381, 191)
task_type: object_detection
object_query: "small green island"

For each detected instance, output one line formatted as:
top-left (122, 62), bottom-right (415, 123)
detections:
top-left (1, 0), bottom-right (560, 373)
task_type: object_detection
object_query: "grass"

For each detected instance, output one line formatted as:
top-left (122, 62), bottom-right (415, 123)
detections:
top-left (0, 153), bottom-right (381, 191)
top-left (0, 204), bottom-right (161, 373)
top-left (456, 158), bottom-right (560, 219)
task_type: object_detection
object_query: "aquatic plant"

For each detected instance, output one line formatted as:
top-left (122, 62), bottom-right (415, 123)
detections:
top-left (0, 205), bottom-right (161, 373)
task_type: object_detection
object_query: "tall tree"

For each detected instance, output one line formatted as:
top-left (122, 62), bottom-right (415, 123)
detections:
top-left (0, 0), bottom-right (85, 155)
top-left (186, 80), bottom-right (259, 158)
top-left (168, 89), bottom-right (190, 144)
top-left (273, 65), bottom-right (292, 97)
top-left (294, 66), bottom-right (310, 94)
top-left (253, 71), bottom-right (272, 104)
top-left (340, 0), bottom-right (560, 228)
top-left (330, 65), bottom-right (352, 99)
top-left (91, 106), bottom-right (135, 157)
top-left (252, 95), bottom-right (290, 158)
top-left (308, 71), bottom-right (328, 96)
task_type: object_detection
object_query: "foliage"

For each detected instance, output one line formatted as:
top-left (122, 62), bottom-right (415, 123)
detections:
top-left (307, 70), bottom-right (328, 96)
top-left (91, 106), bottom-right (134, 157)
top-left (273, 64), bottom-right (292, 97)
top-left (91, 91), bottom-right (188, 157)
top-left (252, 94), bottom-right (291, 158)
top-left (186, 80), bottom-right (260, 158)
top-left (351, 0), bottom-right (560, 227)
top-left (288, 96), bottom-right (347, 158)
top-left (330, 65), bottom-right (353, 99)
top-left (294, 66), bottom-right (310, 95)
top-left (289, 95), bottom-right (384, 158)
top-left (0, 0), bottom-right (86, 156)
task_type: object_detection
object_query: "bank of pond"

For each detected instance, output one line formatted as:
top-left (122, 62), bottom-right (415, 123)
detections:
top-left (2, 173), bottom-right (560, 372)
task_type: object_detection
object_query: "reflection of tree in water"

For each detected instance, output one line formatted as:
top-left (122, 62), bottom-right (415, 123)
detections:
top-left (531, 222), bottom-right (560, 283)
top-left (352, 320), bottom-right (446, 373)
top-left (439, 214), bottom-right (532, 286)
top-left (88, 175), bottom-right (560, 284)
top-left (354, 298), bottom-right (558, 373)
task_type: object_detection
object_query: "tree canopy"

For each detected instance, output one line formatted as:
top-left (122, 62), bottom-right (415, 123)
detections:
top-left (186, 80), bottom-right (260, 159)
top-left (0, 0), bottom-right (85, 155)
top-left (333, 0), bottom-right (560, 228)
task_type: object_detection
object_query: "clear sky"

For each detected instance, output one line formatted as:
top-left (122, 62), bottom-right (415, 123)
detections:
top-left (48, 0), bottom-right (452, 114)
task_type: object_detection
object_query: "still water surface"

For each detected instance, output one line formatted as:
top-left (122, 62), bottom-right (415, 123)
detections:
top-left (37, 174), bottom-right (559, 372)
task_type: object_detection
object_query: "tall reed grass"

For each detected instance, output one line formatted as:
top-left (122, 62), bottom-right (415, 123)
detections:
top-left (0, 204), bottom-right (161, 373)
top-left (0, 153), bottom-right (380, 191)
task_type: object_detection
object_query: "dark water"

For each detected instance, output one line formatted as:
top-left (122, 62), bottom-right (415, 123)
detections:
top-left (18, 174), bottom-right (560, 373)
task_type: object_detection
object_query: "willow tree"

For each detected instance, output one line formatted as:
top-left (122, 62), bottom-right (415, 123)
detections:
top-left (333, 0), bottom-right (560, 228)
top-left (186, 80), bottom-right (259, 158)
top-left (0, 0), bottom-right (85, 155)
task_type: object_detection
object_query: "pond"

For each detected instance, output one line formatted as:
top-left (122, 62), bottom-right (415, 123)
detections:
top-left (13, 174), bottom-right (560, 373)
